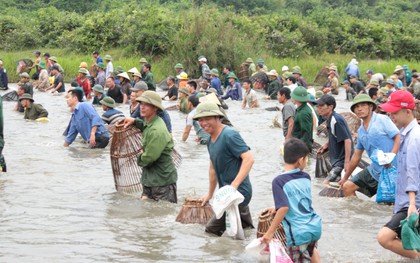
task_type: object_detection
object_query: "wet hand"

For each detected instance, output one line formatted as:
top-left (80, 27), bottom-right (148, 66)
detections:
top-left (200, 194), bottom-right (211, 207)
top-left (338, 178), bottom-right (347, 187)
top-left (260, 232), bottom-right (273, 245)
top-left (123, 117), bottom-right (135, 128)
top-left (89, 134), bottom-right (96, 147)
top-left (407, 204), bottom-right (418, 217)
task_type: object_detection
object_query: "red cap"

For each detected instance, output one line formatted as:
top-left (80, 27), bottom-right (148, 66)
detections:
top-left (378, 90), bottom-right (415, 113)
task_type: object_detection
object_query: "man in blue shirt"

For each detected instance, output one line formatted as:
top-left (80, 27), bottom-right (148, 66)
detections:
top-left (344, 58), bottom-right (360, 80)
top-left (195, 101), bottom-right (254, 237)
top-left (64, 89), bottom-right (109, 148)
top-left (339, 94), bottom-right (400, 197)
top-left (377, 90), bottom-right (420, 259)
top-left (210, 68), bottom-right (222, 95)
top-left (92, 51), bottom-right (103, 65)
top-left (221, 72), bottom-right (242, 101)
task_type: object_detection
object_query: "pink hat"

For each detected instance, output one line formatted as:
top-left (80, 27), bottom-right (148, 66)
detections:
top-left (328, 70), bottom-right (336, 75)
top-left (378, 90), bottom-right (415, 113)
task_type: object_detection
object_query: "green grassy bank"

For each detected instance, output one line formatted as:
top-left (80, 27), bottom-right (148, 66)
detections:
top-left (1, 49), bottom-right (419, 84)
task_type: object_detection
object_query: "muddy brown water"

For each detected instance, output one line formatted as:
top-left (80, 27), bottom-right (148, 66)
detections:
top-left (0, 84), bottom-right (416, 262)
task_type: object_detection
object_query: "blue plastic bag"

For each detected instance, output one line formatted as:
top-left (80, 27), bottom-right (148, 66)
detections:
top-left (376, 166), bottom-right (397, 203)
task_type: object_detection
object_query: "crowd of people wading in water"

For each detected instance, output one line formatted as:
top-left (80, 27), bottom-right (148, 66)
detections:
top-left (0, 52), bottom-right (419, 262)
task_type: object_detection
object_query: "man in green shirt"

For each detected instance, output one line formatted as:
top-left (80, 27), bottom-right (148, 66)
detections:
top-left (291, 87), bottom-right (313, 151)
top-left (19, 72), bottom-right (33, 95)
top-left (143, 63), bottom-right (156, 91)
top-left (265, 69), bottom-right (280, 100)
top-left (123, 91), bottom-right (177, 203)
top-left (19, 93), bottom-right (48, 120)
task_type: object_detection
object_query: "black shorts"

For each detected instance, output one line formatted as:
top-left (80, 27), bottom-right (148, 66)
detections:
top-left (384, 207), bottom-right (420, 239)
top-left (142, 183), bottom-right (177, 203)
top-left (350, 168), bottom-right (378, 197)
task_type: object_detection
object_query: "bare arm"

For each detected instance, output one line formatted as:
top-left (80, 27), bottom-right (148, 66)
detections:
top-left (231, 150), bottom-right (254, 190)
top-left (89, 126), bottom-right (98, 146)
top-left (250, 99), bottom-right (258, 108)
top-left (391, 134), bottom-right (400, 155)
top-left (51, 81), bottom-right (63, 93)
top-left (407, 192), bottom-right (417, 216)
top-left (344, 138), bottom-right (352, 171)
top-left (182, 126), bottom-right (192, 142)
top-left (201, 161), bottom-right (218, 206)
top-left (122, 93), bottom-right (128, 104)
top-left (339, 148), bottom-right (363, 186)
top-left (286, 117), bottom-right (294, 140)
top-left (261, 207), bottom-right (289, 244)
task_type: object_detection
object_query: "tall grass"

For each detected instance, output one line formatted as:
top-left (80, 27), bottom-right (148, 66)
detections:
top-left (1, 49), bottom-right (419, 84)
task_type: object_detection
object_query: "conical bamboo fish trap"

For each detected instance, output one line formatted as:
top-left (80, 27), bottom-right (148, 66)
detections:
top-left (175, 198), bottom-right (214, 224)
top-left (340, 111), bottom-right (361, 135)
top-left (110, 123), bottom-right (143, 194)
top-left (257, 209), bottom-right (287, 248)
top-left (110, 123), bottom-right (183, 194)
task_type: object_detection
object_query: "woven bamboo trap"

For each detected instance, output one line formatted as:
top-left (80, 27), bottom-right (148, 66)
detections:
top-left (110, 123), bottom-right (183, 194)
top-left (175, 198), bottom-right (214, 224)
top-left (319, 182), bottom-right (344, 197)
top-left (257, 209), bottom-right (287, 248)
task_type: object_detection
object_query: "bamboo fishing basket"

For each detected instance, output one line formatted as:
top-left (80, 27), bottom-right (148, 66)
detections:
top-left (110, 123), bottom-right (143, 194)
top-left (257, 209), bottom-right (287, 248)
top-left (175, 198), bottom-right (214, 224)
top-left (319, 183), bottom-right (344, 197)
top-left (110, 123), bottom-right (183, 194)
top-left (238, 63), bottom-right (250, 81)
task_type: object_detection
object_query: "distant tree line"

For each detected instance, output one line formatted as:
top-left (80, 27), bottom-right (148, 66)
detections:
top-left (0, 0), bottom-right (418, 76)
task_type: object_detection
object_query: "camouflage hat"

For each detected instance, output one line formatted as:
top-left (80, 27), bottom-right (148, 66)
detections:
top-left (136, 90), bottom-right (163, 111)
top-left (193, 101), bottom-right (224, 120)
top-left (245, 58), bottom-right (253, 63)
top-left (100, 97), bottom-right (116, 108)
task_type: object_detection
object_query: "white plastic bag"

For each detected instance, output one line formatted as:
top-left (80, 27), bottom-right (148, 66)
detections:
top-left (245, 238), bottom-right (270, 261)
top-left (269, 239), bottom-right (293, 263)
